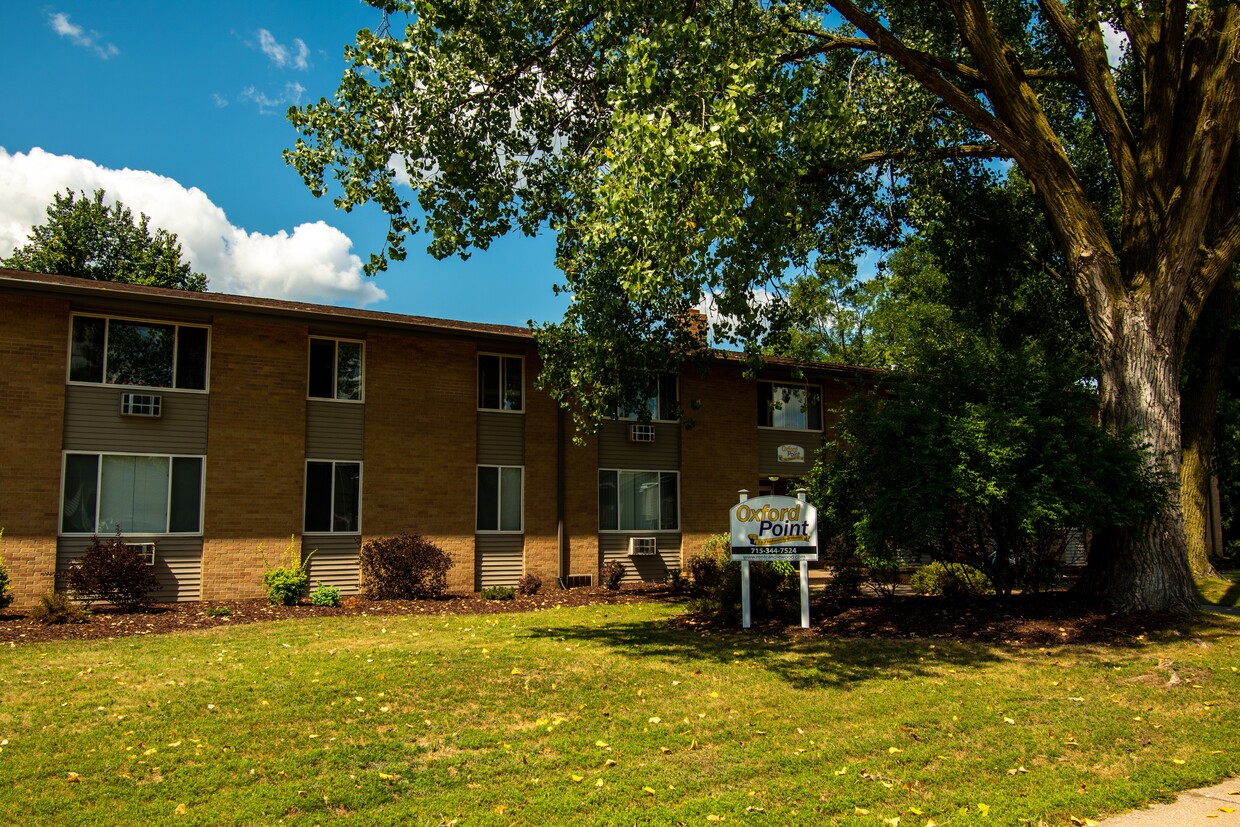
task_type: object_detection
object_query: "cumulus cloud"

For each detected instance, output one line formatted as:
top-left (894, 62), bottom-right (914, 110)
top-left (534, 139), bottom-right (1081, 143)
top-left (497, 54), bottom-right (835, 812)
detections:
top-left (256, 28), bottom-right (309, 70)
top-left (0, 147), bottom-right (386, 307)
top-left (49, 12), bottom-right (119, 59)
top-left (1100, 22), bottom-right (1128, 68)
top-left (240, 82), bottom-right (306, 114)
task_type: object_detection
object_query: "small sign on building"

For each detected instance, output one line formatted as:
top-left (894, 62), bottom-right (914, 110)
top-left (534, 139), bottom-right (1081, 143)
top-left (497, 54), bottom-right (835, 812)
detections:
top-left (776, 444), bottom-right (805, 463)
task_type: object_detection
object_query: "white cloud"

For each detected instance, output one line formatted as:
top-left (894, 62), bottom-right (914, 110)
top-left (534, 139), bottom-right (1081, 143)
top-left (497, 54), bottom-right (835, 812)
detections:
top-left (0, 147), bottom-right (386, 307)
top-left (256, 28), bottom-right (309, 70)
top-left (49, 12), bottom-right (119, 60)
top-left (240, 82), bottom-right (306, 114)
top-left (212, 93), bottom-right (230, 108)
top-left (1100, 22), bottom-right (1128, 68)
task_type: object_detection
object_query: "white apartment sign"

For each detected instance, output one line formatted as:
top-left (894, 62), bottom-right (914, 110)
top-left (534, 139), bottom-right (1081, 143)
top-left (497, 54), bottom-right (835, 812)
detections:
top-left (729, 492), bottom-right (819, 629)
top-left (729, 495), bottom-right (819, 561)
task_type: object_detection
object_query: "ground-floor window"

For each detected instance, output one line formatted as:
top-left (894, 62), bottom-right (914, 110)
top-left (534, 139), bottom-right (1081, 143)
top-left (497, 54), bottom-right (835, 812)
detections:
top-left (599, 469), bottom-right (679, 531)
top-left (61, 453), bottom-right (204, 535)
top-left (305, 460), bottom-right (361, 533)
top-left (477, 465), bottom-right (523, 532)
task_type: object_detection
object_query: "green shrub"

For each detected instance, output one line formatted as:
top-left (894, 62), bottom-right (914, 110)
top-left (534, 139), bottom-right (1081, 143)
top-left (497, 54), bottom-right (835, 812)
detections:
top-left (29, 592), bottom-right (87, 625)
top-left (310, 582), bottom-right (343, 607)
top-left (910, 561), bottom-right (994, 597)
top-left (687, 536), bottom-right (800, 623)
top-left (665, 567), bottom-right (686, 594)
top-left (481, 585), bottom-right (516, 600)
top-left (0, 528), bottom-right (12, 611)
top-left (65, 530), bottom-right (159, 612)
top-left (600, 561), bottom-right (624, 590)
top-left (261, 537), bottom-right (312, 606)
top-left (822, 542), bottom-right (865, 601)
top-left (360, 533), bottom-right (454, 599)
top-left (205, 606), bottom-right (232, 618)
top-left (516, 573), bottom-right (542, 596)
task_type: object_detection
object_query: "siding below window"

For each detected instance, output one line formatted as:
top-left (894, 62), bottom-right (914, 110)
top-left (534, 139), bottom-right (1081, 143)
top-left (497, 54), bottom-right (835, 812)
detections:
top-left (477, 411), bottom-right (524, 466)
top-left (475, 533), bottom-right (524, 588)
top-left (600, 533), bottom-right (681, 582)
top-left (304, 533), bottom-right (362, 593)
top-left (305, 400), bottom-right (365, 461)
top-left (756, 428), bottom-right (822, 476)
top-left (56, 535), bottom-right (203, 602)
top-left (63, 385), bottom-right (208, 454)
top-left (598, 421), bottom-right (680, 469)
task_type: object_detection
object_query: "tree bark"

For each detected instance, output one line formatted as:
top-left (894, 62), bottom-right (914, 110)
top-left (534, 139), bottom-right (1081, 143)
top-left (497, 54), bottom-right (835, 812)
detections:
top-left (1075, 300), bottom-right (1199, 614)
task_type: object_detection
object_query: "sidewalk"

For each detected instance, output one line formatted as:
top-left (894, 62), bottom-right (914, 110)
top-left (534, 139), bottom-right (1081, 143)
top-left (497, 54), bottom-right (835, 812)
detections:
top-left (1096, 778), bottom-right (1240, 825)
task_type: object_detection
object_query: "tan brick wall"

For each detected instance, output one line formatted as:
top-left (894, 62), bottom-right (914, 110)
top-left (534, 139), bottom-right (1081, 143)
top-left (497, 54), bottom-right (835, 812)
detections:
top-left (363, 333), bottom-right (477, 592)
top-left (522, 351), bottom-right (561, 587)
top-left (0, 295), bottom-right (68, 607)
top-left (201, 316), bottom-right (307, 600)
top-left (563, 430), bottom-right (600, 580)
top-left (680, 363), bottom-right (758, 565)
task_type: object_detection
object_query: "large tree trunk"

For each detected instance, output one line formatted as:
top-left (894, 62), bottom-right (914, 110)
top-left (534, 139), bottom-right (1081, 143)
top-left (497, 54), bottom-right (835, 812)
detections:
top-left (1075, 301), bottom-right (1200, 614)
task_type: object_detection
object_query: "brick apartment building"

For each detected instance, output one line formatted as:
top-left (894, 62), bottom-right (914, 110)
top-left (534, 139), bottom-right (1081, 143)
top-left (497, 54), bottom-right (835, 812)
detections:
top-left (0, 268), bottom-right (884, 607)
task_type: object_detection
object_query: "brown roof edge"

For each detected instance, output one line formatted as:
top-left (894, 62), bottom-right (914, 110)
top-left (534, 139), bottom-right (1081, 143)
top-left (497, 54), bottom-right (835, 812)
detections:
top-left (0, 267), bottom-right (892, 376)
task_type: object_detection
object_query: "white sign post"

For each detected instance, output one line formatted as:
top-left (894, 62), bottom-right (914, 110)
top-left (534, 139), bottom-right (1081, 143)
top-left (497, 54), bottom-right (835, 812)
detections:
top-left (729, 490), bottom-right (819, 629)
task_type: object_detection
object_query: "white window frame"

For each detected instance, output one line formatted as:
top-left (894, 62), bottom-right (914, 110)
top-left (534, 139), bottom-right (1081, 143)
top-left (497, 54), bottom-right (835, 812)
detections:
top-left (758, 382), bottom-right (824, 432)
top-left (58, 451), bottom-right (206, 537)
top-left (66, 313), bottom-right (211, 393)
top-left (598, 468), bottom-right (681, 533)
top-left (616, 374), bottom-right (679, 423)
top-left (477, 353), bottom-right (524, 413)
top-left (307, 337), bottom-right (366, 403)
top-left (475, 465), bottom-right (525, 534)
top-left (303, 459), bottom-right (363, 534)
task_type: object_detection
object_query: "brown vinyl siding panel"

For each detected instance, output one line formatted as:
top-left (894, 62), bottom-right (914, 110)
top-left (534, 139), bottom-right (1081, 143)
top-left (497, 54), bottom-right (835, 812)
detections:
top-left (305, 399), bottom-right (365, 460)
top-left (56, 536), bottom-right (203, 602)
top-left (303, 533), bottom-right (362, 593)
top-left (63, 385), bottom-right (209, 454)
top-left (756, 428), bottom-right (822, 476)
top-left (475, 533), bottom-right (524, 588)
top-left (600, 533), bottom-right (681, 582)
top-left (476, 411), bottom-right (524, 466)
top-left (597, 420), bottom-right (680, 469)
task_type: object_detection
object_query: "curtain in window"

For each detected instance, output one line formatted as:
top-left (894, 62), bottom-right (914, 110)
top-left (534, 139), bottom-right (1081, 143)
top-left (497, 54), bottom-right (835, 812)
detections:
top-left (333, 463), bottom-right (361, 532)
top-left (618, 471), bottom-right (660, 530)
top-left (99, 456), bottom-right (169, 533)
top-left (499, 467), bottom-right (522, 530)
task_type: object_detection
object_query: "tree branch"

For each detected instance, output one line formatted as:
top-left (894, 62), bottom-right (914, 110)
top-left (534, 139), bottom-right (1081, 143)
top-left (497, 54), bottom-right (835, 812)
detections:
top-left (799, 143), bottom-right (1011, 183)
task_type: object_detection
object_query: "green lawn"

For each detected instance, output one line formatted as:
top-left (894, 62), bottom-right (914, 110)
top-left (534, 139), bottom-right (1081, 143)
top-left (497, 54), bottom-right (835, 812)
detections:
top-left (1199, 568), bottom-right (1240, 607)
top-left (1, 602), bottom-right (1237, 826)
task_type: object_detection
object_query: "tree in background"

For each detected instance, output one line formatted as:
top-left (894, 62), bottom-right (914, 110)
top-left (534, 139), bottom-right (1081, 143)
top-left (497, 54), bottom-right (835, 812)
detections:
top-left (3, 189), bottom-right (207, 292)
top-left (286, 0), bottom-right (1240, 612)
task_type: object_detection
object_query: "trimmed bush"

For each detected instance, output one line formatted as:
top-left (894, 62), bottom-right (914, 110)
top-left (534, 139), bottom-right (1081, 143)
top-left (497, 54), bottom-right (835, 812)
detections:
top-left (516, 573), bottom-right (542, 596)
top-left (481, 585), bottom-right (516, 600)
top-left (687, 535), bottom-right (799, 623)
top-left (600, 561), bottom-right (624, 590)
top-left (0, 528), bottom-right (12, 611)
top-left (910, 561), bottom-right (994, 598)
top-left (29, 592), bottom-right (87, 625)
top-left (65, 530), bottom-right (159, 612)
top-left (360, 533), bottom-right (454, 599)
top-left (310, 582), bottom-right (343, 607)
top-left (261, 537), bottom-right (312, 606)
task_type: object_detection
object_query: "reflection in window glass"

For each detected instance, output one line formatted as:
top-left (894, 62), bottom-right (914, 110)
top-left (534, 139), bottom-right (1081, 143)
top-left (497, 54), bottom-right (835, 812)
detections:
top-left (62, 454), bottom-right (100, 534)
top-left (478, 355), bottom-right (522, 411)
top-left (304, 461), bottom-right (362, 533)
top-left (106, 321), bottom-right (175, 388)
top-left (336, 342), bottom-right (363, 401)
top-left (70, 317), bottom-right (105, 383)
top-left (599, 470), bottom-right (679, 531)
top-left (69, 317), bottom-right (209, 390)
top-left (476, 466), bottom-right (523, 532)
top-left (308, 338), bottom-right (363, 400)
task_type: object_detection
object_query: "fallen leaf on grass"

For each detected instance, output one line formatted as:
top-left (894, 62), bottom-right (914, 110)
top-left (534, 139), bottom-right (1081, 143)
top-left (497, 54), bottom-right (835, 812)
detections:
top-left (1068, 818), bottom-right (1099, 826)
top-left (571, 775), bottom-right (584, 783)
top-left (66, 772), bottom-right (80, 783)
top-left (604, 759), bottom-right (618, 767)
top-left (855, 808), bottom-right (870, 815)
top-left (977, 803), bottom-right (990, 816)
top-left (643, 787), bottom-right (657, 796)
top-left (883, 818), bottom-right (900, 826)
top-left (378, 772), bottom-right (401, 780)
top-left (707, 816), bottom-right (725, 822)
top-left (174, 804), bottom-right (187, 815)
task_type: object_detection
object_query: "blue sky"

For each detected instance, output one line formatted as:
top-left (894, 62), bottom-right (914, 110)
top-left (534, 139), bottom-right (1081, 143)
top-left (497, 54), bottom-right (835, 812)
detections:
top-left (0, 1), bottom-right (568, 327)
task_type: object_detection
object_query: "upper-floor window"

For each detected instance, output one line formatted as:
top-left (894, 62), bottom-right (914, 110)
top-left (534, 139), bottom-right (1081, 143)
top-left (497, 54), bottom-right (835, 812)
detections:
top-left (758, 382), bottom-right (822, 430)
top-left (308, 338), bottom-right (363, 401)
top-left (478, 354), bottom-right (523, 411)
top-left (598, 469), bottom-right (679, 531)
top-left (304, 460), bottom-right (361, 533)
top-left (70, 315), bottom-right (208, 391)
top-left (618, 374), bottom-right (678, 422)
top-left (61, 452), bottom-right (204, 535)
top-left (476, 465), bottom-right (523, 532)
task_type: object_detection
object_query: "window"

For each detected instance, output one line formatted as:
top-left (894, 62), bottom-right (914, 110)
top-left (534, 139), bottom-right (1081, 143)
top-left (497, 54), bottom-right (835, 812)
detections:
top-left (478, 354), bottom-right (523, 411)
top-left (304, 461), bottom-right (361, 533)
top-left (70, 315), bottom-right (208, 390)
top-left (618, 374), bottom-right (678, 421)
top-left (758, 382), bottom-right (822, 430)
top-left (476, 466), bottom-right (523, 532)
top-left (308, 338), bottom-right (363, 401)
top-left (60, 453), bottom-right (204, 534)
top-left (599, 470), bottom-right (679, 531)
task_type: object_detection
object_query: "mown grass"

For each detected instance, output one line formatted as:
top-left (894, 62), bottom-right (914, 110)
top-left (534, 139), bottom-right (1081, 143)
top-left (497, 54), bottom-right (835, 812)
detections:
top-left (0, 602), bottom-right (1237, 826)
top-left (1198, 568), bottom-right (1240, 607)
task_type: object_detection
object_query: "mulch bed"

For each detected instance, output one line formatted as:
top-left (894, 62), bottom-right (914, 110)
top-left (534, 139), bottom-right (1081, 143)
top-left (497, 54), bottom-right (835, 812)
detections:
top-left (0, 587), bottom-right (1204, 647)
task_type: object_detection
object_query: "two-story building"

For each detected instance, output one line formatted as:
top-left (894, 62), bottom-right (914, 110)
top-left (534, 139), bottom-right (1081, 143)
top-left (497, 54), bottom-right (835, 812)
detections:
top-left (0, 268), bottom-right (885, 607)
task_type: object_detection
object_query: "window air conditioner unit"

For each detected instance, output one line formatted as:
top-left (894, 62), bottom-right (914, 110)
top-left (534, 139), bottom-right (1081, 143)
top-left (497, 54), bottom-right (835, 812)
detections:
top-left (629, 423), bottom-right (656, 443)
top-left (628, 537), bottom-right (658, 556)
top-left (126, 542), bottom-right (156, 566)
top-left (120, 393), bottom-right (162, 417)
